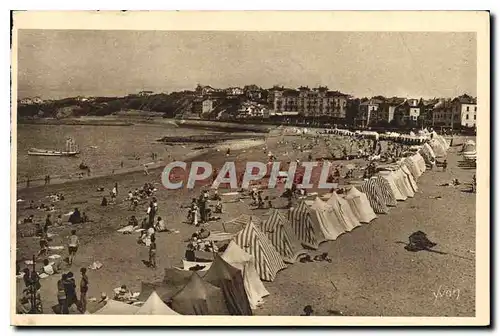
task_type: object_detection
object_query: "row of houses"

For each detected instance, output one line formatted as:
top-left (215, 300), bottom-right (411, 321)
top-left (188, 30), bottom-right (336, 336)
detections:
top-left (357, 94), bottom-right (477, 129)
top-left (193, 85), bottom-right (349, 121)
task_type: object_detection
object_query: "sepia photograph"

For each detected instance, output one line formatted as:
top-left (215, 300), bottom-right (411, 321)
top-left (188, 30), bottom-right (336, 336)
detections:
top-left (10, 11), bottom-right (490, 326)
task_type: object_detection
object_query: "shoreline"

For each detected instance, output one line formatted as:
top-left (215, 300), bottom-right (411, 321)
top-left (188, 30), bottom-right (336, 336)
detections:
top-left (16, 137), bottom-right (266, 192)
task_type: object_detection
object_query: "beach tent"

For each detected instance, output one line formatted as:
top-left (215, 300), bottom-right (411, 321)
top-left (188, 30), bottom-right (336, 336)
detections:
top-left (358, 179), bottom-right (389, 214)
top-left (343, 186), bottom-right (377, 223)
top-left (402, 157), bottom-right (421, 180)
top-left (378, 170), bottom-right (406, 201)
top-left (419, 143), bottom-right (436, 165)
top-left (324, 192), bottom-right (361, 231)
top-left (234, 219), bottom-right (287, 282)
top-left (221, 241), bottom-right (269, 309)
top-left (412, 153), bottom-right (427, 174)
top-left (164, 267), bottom-right (201, 287)
top-left (135, 291), bottom-right (180, 315)
top-left (93, 300), bottom-right (139, 315)
top-left (372, 175), bottom-right (398, 207)
top-left (170, 272), bottom-right (230, 315)
top-left (203, 254), bottom-right (253, 315)
top-left (429, 139), bottom-right (447, 157)
top-left (261, 210), bottom-right (307, 263)
top-left (394, 168), bottom-right (415, 198)
top-left (287, 200), bottom-right (328, 249)
top-left (223, 214), bottom-right (262, 234)
top-left (400, 165), bottom-right (418, 193)
top-left (137, 281), bottom-right (183, 303)
top-left (308, 197), bottom-right (347, 239)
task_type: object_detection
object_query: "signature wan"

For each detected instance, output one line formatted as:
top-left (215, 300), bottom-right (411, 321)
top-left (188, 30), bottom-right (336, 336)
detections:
top-left (432, 285), bottom-right (460, 304)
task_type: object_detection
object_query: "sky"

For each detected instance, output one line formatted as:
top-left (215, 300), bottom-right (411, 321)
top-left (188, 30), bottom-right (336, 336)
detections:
top-left (16, 30), bottom-right (476, 100)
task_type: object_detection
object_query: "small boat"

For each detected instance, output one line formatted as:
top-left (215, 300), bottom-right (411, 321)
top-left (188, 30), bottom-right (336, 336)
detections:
top-left (28, 138), bottom-right (80, 157)
top-left (28, 148), bottom-right (80, 156)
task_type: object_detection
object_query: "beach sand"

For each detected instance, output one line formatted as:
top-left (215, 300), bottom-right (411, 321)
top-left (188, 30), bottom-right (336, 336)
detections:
top-left (14, 134), bottom-right (475, 316)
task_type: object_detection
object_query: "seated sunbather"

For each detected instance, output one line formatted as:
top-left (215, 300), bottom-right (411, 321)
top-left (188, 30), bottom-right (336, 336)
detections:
top-left (114, 285), bottom-right (132, 301)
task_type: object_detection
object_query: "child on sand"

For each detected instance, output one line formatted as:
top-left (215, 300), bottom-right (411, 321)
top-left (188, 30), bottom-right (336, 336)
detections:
top-left (68, 230), bottom-right (79, 265)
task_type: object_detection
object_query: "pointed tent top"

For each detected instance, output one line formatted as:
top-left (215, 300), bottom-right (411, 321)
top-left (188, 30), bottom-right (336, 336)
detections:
top-left (135, 291), bottom-right (180, 315)
top-left (222, 240), bottom-right (253, 265)
top-left (93, 300), bottom-right (139, 315)
top-left (204, 254), bottom-right (241, 286)
top-left (173, 272), bottom-right (220, 302)
top-left (163, 268), bottom-right (193, 287)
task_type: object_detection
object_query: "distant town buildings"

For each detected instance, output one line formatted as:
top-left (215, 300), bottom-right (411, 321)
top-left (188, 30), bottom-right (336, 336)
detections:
top-left (431, 94), bottom-right (477, 129)
top-left (377, 97), bottom-right (406, 124)
top-left (192, 98), bottom-right (215, 116)
top-left (268, 86), bottom-right (348, 120)
top-left (358, 99), bottom-right (383, 127)
top-left (18, 84), bottom-right (477, 130)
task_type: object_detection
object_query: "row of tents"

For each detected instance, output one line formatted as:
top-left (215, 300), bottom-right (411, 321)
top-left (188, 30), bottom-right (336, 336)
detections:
top-left (329, 128), bottom-right (450, 146)
top-left (93, 131), bottom-right (450, 316)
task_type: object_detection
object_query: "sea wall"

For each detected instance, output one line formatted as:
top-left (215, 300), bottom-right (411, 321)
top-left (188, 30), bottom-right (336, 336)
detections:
top-left (175, 119), bottom-right (274, 133)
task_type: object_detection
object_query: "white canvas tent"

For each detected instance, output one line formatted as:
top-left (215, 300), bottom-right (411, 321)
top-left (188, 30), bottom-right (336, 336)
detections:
top-left (135, 291), bottom-right (180, 315)
top-left (222, 240), bottom-right (270, 309)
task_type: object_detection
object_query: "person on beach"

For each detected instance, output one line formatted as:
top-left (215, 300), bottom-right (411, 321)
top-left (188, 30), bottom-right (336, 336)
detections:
top-left (64, 272), bottom-right (82, 313)
top-left (442, 159), bottom-right (448, 171)
top-left (144, 164), bottom-right (149, 175)
top-left (79, 268), bottom-right (89, 313)
top-left (214, 200), bottom-right (223, 214)
top-left (68, 230), bottom-right (79, 265)
top-left (154, 216), bottom-right (166, 232)
top-left (148, 235), bottom-right (157, 269)
top-left (191, 202), bottom-right (199, 226)
top-left (27, 176), bottom-right (31, 188)
top-left (55, 214), bottom-right (63, 226)
top-left (41, 258), bottom-right (59, 275)
top-left (101, 196), bottom-right (108, 206)
top-left (57, 274), bottom-right (69, 314)
top-left (69, 208), bottom-right (82, 225)
top-left (147, 201), bottom-right (156, 227)
top-left (37, 231), bottom-right (49, 258)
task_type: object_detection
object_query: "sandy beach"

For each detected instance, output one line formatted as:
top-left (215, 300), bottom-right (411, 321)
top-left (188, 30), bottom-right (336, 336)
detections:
top-left (14, 132), bottom-right (475, 316)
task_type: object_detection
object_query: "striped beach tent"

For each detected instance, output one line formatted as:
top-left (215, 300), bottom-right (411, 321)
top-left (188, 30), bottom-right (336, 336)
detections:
top-left (372, 175), bottom-right (397, 207)
top-left (378, 170), bottom-right (406, 201)
top-left (358, 179), bottom-right (389, 214)
top-left (261, 210), bottom-right (307, 263)
top-left (344, 186), bottom-right (377, 223)
top-left (288, 200), bottom-right (326, 249)
top-left (401, 165), bottom-right (418, 192)
top-left (309, 197), bottom-right (346, 239)
top-left (223, 214), bottom-right (262, 234)
top-left (234, 219), bottom-right (287, 282)
top-left (324, 192), bottom-right (361, 231)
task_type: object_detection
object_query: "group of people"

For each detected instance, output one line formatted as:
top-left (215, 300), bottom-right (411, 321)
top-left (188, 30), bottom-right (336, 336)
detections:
top-left (55, 268), bottom-right (88, 314)
top-left (187, 190), bottom-right (223, 226)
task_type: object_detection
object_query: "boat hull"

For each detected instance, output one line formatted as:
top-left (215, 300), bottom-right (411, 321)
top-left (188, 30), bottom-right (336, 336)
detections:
top-left (28, 149), bottom-right (79, 157)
